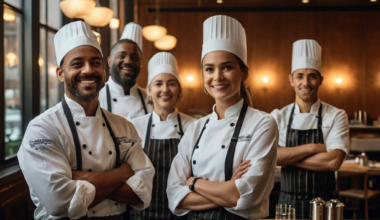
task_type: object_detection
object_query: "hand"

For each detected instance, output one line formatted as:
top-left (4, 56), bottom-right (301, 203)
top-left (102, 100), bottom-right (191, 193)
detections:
top-left (186, 176), bottom-right (195, 186)
top-left (118, 161), bottom-right (134, 180)
top-left (231, 160), bottom-right (251, 181)
top-left (313, 144), bottom-right (327, 154)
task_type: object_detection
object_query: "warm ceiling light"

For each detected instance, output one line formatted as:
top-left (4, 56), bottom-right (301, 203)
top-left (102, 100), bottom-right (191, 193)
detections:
top-left (6, 53), bottom-right (18, 67)
top-left (142, 25), bottom-right (167, 42)
top-left (336, 78), bottom-right (343, 84)
top-left (92, 30), bottom-right (101, 45)
top-left (109, 18), bottom-right (119, 29)
top-left (4, 8), bottom-right (16, 22)
top-left (154, 35), bottom-right (177, 50)
top-left (371, 0), bottom-right (377, 2)
top-left (302, 0), bottom-right (309, 3)
top-left (187, 76), bottom-right (194, 82)
top-left (217, 0), bottom-right (223, 3)
top-left (39, 57), bottom-right (44, 67)
top-left (263, 77), bottom-right (269, 83)
top-left (59, 0), bottom-right (96, 19)
top-left (84, 6), bottom-right (113, 27)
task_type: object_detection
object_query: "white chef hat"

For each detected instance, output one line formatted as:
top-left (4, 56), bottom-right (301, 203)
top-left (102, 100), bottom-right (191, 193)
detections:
top-left (120, 22), bottom-right (143, 52)
top-left (147, 52), bottom-right (179, 86)
top-left (292, 39), bottom-right (322, 74)
top-left (54, 21), bottom-right (103, 66)
top-left (202, 15), bottom-right (247, 65)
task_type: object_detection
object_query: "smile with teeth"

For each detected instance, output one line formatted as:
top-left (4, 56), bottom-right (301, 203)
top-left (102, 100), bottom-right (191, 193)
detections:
top-left (81, 80), bottom-right (96, 83)
top-left (212, 85), bottom-right (229, 89)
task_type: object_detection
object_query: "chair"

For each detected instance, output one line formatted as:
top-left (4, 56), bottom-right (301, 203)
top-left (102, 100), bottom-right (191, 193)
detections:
top-left (338, 168), bottom-right (380, 219)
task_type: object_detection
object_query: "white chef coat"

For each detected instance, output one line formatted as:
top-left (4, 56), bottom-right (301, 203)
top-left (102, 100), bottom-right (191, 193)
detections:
top-left (166, 99), bottom-right (278, 220)
top-left (270, 99), bottom-right (349, 153)
top-left (99, 76), bottom-right (153, 121)
top-left (17, 95), bottom-right (155, 220)
top-left (131, 108), bottom-right (196, 147)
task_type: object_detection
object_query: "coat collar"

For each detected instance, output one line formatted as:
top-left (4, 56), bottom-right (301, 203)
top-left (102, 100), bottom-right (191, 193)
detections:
top-left (152, 108), bottom-right (178, 123)
top-left (64, 94), bottom-right (102, 117)
top-left (107, 76), bottom-right (139, 96)
top-left (294, 99), bottom-right (321, 114)
top-left (210, 99), bottom-right (244, 120)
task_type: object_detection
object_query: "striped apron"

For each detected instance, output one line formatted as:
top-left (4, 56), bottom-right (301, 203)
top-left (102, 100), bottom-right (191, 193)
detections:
top-left (131, 113), bottom-right (187, 220)
top-left (279, 103), bottom-right (335, 219)
top-left (59, 214), bottom-right (124, 220)
top-left (189, 102), bottom-right (249, 220)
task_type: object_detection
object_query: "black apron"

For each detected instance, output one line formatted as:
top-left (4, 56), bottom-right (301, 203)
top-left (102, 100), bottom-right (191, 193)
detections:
top-left (279, 103), bottom-right (335, 219)
top-left (189, 102), bottom-right (248, 220)
top-left (60, 97), bottom-right (122, 220)
top-left (106, 84), bottom-right (148, 114)
top-left (131, 112), bottom-right (186, 220)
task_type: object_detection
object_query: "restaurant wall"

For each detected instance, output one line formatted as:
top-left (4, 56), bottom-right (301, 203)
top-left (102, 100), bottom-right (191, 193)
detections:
top-left (135, 9), bottom-right (380, 120)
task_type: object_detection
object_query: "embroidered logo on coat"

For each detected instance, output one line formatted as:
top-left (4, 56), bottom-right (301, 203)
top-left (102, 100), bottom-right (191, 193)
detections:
top-left (29, 139), bottom-right (52, 148)
top-left (116, 136), bottom-right (132, 145)
top-left (238, 134), bottom-right (252, 142)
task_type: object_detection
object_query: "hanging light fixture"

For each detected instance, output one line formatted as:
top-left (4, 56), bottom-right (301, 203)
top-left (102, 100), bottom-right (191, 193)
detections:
top-left (154, 35), bottom-right (177, 50)
top-left (217, 0), bottom-right (223, 3)
top-left (109, 18), bottom-right (120, 29)
top-left (83, 0), bottom-right (114, 27)
top-left (142, 0), bottom-right (167, 42)
top-left (302, 0), bottom-right (309, 3)
top-left (59, 0), bottom-right (96, 19)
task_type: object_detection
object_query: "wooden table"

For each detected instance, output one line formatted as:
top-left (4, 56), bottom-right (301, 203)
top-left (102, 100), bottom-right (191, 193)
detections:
top-left (339, 162), bottom-right (380, 174)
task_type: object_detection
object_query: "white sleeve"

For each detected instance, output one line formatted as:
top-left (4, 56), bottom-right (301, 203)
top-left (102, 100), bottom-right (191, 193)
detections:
top-left (325, 111), bottom-right (349, 154)
top-left (166, 127), bottom-right (193, 216)
top-left (231, 115), bottom-right (278, 211)
top-left (125, 126), bottom-right (155, 210)
top-left (17, 121), bottom-right (95, 219)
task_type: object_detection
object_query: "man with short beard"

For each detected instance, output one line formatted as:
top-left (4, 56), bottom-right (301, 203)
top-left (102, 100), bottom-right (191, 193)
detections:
top-left (270, 39), bottom-right (349, 219)
top-left (99, 22), bottom-right (152, 121)
top-left (17, 21), bottom-right (154, 220)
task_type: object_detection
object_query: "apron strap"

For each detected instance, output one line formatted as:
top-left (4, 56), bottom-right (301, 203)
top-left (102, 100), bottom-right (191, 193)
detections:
top-left (177, 113), bottom-right (184, 138)
top-left (144, 113), bottom-right (153, 150)
top-left (285, 103), bottom-right (296, 147)
top-left (106, 84), bottom-right (112, 113)
top-left (62, 97), bottom-right (83, 171)
top-left (137, 88), bottom-right (148, 115)
top-left (224, 101), bottom-right (248, 181)
top-left (100, 109), bottom-right (121, 168)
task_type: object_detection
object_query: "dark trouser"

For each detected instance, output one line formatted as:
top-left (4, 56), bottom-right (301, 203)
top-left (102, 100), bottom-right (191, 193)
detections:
top-left (279, 191), bottom-right (335, 219)
top-left (58, 213), bottom-right (124, 220)
top-left (189, 207), bottom-right (247, 220)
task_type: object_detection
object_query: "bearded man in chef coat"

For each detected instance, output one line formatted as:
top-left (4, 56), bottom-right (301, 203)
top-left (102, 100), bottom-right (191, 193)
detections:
top-left (270, 39), bottom-right (349, 219)
top-left (98, 22), bottom-right (152, 121)
top-left (17, 21), bottom-right (154, 220)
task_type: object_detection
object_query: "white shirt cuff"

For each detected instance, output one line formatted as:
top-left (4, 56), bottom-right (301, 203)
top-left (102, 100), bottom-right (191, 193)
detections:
top-left (126, 175), bottom-right (151, 210)
top-left (68, 180), bottom-right (95, 219)
top-left (168, 186), bottom-right (192, 216)
top-left (327, 143), bottom-right (348, 154)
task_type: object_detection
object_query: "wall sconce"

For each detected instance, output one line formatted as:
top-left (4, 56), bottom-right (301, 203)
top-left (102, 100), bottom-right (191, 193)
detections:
top-left (39, 57), bottom-right (44, 67)
top-left (92, 30), bottom-right (101, 45)
top-left (154, 35), bottom-right (177, 50)
top-left (336, 77), bottom-right (343, 84)
top-left (3, 8), bottom-right (16, 22)
top-left (6, 53), bottom-right (18, 67)
top-left (263, 77), bottom-right (269, 84)
top-left (109, 18), bottom-right (119, 29)
top-left (187, 76), bottom-right (194, 82)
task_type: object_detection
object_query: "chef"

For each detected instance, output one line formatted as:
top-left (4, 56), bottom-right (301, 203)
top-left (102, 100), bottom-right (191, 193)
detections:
top-left (17, 21), bottom-right (155, 220)
top-left (130, 52), bottom-right (195, 220)
top-left (99, 22), bottom-right (152, 121)
top-left (166, 15), bottom-right (278, 220)
top-left (270, 39), bottom-right (349, 219)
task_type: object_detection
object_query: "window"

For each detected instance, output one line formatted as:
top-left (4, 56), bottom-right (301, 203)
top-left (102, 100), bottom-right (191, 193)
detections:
top-left (39, 0), bottom-right (62, 112)
top-left (3, 2), bottom-right (23, 159)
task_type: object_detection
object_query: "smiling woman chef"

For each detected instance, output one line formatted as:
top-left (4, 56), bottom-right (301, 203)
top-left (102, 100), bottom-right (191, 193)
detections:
top-left (130, 52), bottom-right (195, 220)
top-left (166, 15), bottom-right (278, 220)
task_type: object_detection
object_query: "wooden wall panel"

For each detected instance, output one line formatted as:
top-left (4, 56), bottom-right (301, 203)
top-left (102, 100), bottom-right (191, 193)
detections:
top-left (136, 8), bottom-right (380, 120)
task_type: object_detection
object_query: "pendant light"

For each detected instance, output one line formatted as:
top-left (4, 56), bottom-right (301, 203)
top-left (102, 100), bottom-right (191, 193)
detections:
top-left (59, 0), bottom-right (96, 19)
top-left (142, 0), bottom-right (167, 42)
top-left (83, 0), bottom-right (114, 27)
top-left (154, 35), bottom-right (177, 50)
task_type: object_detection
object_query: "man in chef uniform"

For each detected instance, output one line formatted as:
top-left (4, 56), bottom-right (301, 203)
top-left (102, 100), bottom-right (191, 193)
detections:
top-left (17, 21), bottom-right (154, 220)
top-left (99, 22), bottom-right (152, 121)
top-left (270, 39), bottom-right (349, 219)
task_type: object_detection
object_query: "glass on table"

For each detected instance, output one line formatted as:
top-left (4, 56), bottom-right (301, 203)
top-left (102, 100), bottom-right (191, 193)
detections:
top-left (276, 204), bottom-right (295, 220)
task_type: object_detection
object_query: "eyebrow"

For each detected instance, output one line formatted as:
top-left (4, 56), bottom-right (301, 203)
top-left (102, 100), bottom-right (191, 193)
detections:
top-left (203, 61), bottom-right (234, 67)
top-left (154, 79), bottom-right (176, 83)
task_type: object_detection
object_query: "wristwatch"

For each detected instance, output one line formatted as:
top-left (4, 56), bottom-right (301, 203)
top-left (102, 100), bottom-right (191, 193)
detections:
top-left (189, 177), bottom-right (200, 192)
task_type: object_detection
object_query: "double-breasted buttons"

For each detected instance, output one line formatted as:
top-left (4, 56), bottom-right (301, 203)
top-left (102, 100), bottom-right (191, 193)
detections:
top-left (93, 211), bottom-right (95, 214)
top-left (152, 124), bottom-right (155, 127)
top-left (221, 145), bottom-right (225, 149)
top-left (82, 144), bottom-right (86, 149)
top-left (113, 98), bottom-right (117, 102)
top-left (195, 145), bottom-right (199, 149)
top-left (193, 160), bottom-right (196, 165)
top-left (102, 123), bottom-right (105, 127)
top-left (115, 203), bottom-right (118, 206)
top-left (89, 151), bottom-right (92, 155)
top-left (230, 123), bottom-right (235, 127)
top-left (174, 125), bottom-right (177, 127)
top-left (109, 151), bottom-right (112, 155)
top-left (76, 122), bottom-right (80, 126)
